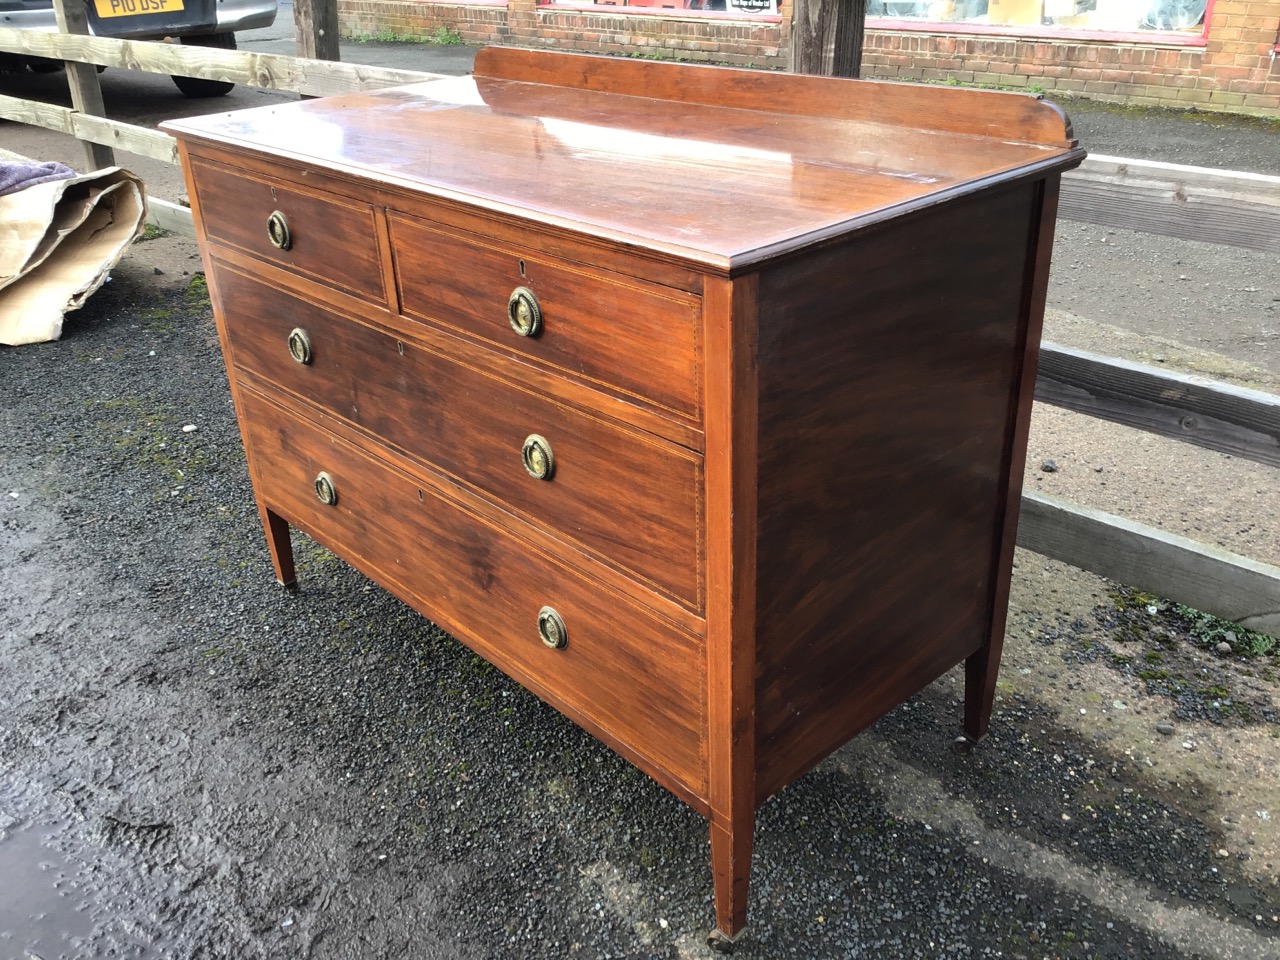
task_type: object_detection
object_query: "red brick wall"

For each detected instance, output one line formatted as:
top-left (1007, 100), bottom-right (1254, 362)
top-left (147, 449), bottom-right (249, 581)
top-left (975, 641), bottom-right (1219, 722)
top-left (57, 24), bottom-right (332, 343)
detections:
top-left (336, 0), bottom-right (1280, 115)
top-left (338, 0), bottom-right (787, 65)
top-left (865, 1), bottom-right (1280, 114)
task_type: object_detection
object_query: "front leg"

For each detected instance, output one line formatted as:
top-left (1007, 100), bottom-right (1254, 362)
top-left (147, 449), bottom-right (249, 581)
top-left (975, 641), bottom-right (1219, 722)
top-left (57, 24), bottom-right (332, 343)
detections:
top-left (256, 501), bottom-right (296, 589)
top-left (708, 813), bottom-right (753, 952)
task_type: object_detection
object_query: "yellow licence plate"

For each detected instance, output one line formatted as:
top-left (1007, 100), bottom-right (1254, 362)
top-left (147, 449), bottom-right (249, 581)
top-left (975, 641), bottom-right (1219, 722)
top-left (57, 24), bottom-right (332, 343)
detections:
top-left (93, 0), bottom-right (184, 17)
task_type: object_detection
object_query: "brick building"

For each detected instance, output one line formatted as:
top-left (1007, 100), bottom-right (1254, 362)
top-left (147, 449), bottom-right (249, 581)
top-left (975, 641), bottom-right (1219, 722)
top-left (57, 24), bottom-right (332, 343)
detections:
top-left (337, 0), bottom-right (1280, 115)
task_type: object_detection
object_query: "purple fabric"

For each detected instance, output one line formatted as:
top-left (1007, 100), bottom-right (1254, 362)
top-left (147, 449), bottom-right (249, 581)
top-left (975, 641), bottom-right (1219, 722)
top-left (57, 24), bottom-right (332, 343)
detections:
top-left (0, 160), bottom-right (77, 198)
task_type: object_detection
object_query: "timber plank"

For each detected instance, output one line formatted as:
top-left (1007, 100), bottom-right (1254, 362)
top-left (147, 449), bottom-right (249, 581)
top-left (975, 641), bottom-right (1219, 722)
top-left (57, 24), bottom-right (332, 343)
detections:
top-left (50, 0), bottom-right (113, 170)
top-left (1018, 490), bottom-right (1280, 637)
top-left (1036, 343), bottom-right (1280, 469)
top-left (0, 95), bottom-right (179, 164)
top-left (0, 28), bottom-right (438, 97)
top-left (148, 198), bottom-right (196, 237)
top-left (1060, 154), bottom-right (1280, 254)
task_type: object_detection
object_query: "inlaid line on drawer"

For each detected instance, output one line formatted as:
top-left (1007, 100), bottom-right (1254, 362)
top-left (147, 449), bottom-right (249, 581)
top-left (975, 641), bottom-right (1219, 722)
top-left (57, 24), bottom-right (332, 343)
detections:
top-left (238, 388), bottom-right (709, 803)
top-left (214, 265), bottom-right (705, 612)
top-left (207, 245), bottom-right (705, 453)
top-left (389, 214), bottom-right (702, 422)
top-left (190, 158), bottom-right (384, 303)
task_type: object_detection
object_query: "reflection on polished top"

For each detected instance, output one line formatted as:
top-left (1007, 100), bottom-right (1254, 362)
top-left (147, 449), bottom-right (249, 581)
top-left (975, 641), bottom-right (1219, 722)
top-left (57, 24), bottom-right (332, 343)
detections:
top-left (165, 47), bottom-right (1085, 269)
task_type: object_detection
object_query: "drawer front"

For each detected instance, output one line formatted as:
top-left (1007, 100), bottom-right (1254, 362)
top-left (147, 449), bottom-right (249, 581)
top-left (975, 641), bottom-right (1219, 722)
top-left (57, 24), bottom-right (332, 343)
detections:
top-left (190, 158), bottom-right (384, 302)
top-left (390, 214), bottom-right (701, 421)
top-left (238, 388), bottom-right (708, 799)
top-left (215, 265), bottom-right (704, 610)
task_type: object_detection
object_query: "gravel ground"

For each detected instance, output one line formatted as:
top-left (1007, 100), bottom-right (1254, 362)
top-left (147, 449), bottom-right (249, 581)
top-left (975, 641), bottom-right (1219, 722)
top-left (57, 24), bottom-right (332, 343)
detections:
top-left (2, 43), bottom-right (1279, 960)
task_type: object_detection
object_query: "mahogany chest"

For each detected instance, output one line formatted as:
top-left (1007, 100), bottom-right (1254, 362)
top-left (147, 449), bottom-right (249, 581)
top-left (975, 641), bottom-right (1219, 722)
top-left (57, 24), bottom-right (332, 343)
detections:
top-left (164, 49), bottom-right (1084, 945)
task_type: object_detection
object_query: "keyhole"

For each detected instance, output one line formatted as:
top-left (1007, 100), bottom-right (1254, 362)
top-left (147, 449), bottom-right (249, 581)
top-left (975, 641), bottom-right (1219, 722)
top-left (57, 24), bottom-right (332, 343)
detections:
top-left (519, 259), bottom-right (526, 278)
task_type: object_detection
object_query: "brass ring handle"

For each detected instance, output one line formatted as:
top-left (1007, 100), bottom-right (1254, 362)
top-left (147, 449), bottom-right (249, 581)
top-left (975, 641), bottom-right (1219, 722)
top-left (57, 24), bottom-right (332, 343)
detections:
top-left (507, 286), bottom-right (542, 338)
top-left (314, 471), bottom-right (337, 506)
top-left (538, 606), bottom-right (567, 650)
top-left (287, 327), bottom-right (313, 365)
top-left (521, 434), bottom-right (554, 481)
top-left (267, 210), bottom-right (292, 250)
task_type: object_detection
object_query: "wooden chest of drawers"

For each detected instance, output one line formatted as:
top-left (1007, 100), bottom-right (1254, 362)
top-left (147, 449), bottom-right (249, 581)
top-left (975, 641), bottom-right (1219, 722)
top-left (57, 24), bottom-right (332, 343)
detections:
top-left (165, 48), bottom-right (1084, 945)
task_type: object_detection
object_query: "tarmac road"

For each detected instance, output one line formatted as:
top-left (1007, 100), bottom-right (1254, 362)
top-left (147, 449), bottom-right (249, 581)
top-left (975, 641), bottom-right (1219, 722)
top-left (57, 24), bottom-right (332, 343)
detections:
top-left (1, 17), bottom-right (1278, 960)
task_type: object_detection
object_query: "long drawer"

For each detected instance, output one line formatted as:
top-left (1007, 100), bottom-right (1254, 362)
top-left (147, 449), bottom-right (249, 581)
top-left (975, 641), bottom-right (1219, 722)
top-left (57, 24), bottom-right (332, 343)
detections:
top-left (390, 213), bottom-right (702, 422)
top-left (238, 387), bottom-right (708, 800)
top-left (190, 158), bottom-right (385, 303)
top-left (215, 264), bottom-right (704, 610)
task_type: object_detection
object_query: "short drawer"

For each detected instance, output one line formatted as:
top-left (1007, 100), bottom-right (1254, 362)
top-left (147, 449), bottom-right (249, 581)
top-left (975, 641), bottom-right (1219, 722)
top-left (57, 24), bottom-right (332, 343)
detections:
top-left (215, 265), bottom-right (704, 610)
top-left (389, 214), bottom-right (701, 422)
top-left (190, 158), bottom-right (384, 302)
top-left (239, 388), bottom-right (708, 800)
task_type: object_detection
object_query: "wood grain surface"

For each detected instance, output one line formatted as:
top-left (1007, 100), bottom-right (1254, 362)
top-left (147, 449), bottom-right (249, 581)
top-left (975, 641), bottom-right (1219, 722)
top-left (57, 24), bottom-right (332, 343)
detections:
top-left (238, 387), bottom-right (711, 805)
top-left (164, 50), bottom-right (1084, 271)
top-left (190, 157), bottom-right (385, 302)
top-left (0, 27), bottom-right (440, 98)
top-left (392, 213), bottom-right (704, 422)
top-left (473, 47), bottom-right (1077, 147)
top-left (168, 48), bottom-right (1086, 941)
top-left (752, 184), bottom-right (1039, 798)
top-left (1019, 490), bottom-right (1280, 636)
top-left (214, 263), bottom-right (706, 611)
top-left (1060, 154), bottom-right (1280, 255)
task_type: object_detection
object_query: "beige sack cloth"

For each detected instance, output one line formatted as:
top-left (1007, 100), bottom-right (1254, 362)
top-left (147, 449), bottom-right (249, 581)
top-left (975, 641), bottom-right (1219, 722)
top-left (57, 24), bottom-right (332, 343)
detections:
top-left (0, 160), bottom-right (147, 346)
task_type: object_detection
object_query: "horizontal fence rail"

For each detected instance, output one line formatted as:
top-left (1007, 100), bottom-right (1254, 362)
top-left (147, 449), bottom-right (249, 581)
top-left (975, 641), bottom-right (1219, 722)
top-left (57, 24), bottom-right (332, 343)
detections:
top-left (1060, 154), bottom-right (1280, 255)
top-left (1036, 343), bottom-right (1280, 469)
top-left (1, 28), bottom-right (1277, 636)
top-left (1029, 344), bottom-right (1280, 635)
top-left (0, 28), bottom-right (440, 98)
top-left (0, 91), bottom-right (180, 163)
top-left (1019, 491), bottom-right (1280, 635)
top-left (0, 29), bottom-right (439, 234)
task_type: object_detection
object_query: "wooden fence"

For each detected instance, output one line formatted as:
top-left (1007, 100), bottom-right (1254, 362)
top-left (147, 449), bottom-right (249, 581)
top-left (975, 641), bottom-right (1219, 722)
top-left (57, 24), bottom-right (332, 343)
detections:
top-left (2, 25), bottom-right (1278, 637)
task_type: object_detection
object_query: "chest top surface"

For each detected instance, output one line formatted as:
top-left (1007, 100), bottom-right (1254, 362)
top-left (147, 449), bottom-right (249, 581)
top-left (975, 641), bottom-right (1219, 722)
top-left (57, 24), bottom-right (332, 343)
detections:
top-left (164, 47), bottom-right (1084, 270)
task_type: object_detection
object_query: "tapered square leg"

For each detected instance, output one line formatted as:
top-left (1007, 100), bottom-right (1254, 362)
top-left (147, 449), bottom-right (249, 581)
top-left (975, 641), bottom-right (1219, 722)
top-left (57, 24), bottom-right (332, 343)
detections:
top-left (709, 818), bottom-right (752, 948)
top-left (964, 645), bottom-right (997, 742)
top-left (256, 502), bottom-right (296, 588)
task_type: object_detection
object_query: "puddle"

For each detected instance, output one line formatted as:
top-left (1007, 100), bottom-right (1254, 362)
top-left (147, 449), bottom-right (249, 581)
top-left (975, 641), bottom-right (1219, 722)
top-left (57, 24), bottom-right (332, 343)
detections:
top-left (0, 783), bottom-right (92, 960)
top-left (0, 774), bottom-right (158, 960)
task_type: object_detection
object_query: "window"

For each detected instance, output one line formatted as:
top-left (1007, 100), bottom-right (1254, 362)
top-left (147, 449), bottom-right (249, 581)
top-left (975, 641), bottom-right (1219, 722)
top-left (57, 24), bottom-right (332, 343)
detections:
top-left (867, 0), bottom-right (1209, 35)
top-left (540, 0), bottom-right (782, 15)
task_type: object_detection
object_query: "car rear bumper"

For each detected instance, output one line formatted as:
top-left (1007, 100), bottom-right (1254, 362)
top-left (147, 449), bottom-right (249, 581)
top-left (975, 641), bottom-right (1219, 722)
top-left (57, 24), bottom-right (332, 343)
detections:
top-left (0, 0), bottom-right (276, 37)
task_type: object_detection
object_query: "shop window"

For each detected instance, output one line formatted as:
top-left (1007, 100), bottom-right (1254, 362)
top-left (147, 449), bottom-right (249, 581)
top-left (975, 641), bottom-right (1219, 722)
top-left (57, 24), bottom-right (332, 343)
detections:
top-left (867, 0), bottom-right (1208, 34)
top-left (540, 0), bottom-right (782, 15)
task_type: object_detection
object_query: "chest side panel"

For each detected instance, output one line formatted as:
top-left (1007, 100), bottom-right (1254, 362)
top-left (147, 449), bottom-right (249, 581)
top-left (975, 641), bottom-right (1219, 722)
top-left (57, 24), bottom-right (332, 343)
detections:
top-left (752, 183), bottom-right (1042, 800)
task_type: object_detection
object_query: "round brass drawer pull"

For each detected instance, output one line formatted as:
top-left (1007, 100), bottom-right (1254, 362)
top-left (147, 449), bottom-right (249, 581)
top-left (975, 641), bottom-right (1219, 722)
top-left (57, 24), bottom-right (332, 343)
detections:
top-left (521, 434), bottom-right (554, 481)
top-left (267, 210), bottom-right (292, 250)
top-left (507, 286), bottom-right (542, 338)
top-left (314, 471), bottom-right (337, 506)
top-left (287, 327), bottom-right (313, 365)
top-left (538, 606), bottom-right (567, 650)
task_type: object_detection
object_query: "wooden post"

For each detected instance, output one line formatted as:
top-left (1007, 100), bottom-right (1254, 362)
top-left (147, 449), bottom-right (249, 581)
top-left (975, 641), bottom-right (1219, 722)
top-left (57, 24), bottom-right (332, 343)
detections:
top-left (50, 0), bottom-right (115, 170)
top-left (790, 0), bottom-right (866, 78)
top-left (294, 0), bottom-right (341, 62)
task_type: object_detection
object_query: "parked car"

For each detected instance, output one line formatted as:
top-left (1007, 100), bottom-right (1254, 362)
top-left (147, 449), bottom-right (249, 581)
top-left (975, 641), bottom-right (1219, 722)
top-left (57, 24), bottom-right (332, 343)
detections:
top-left (0, 0), bottom-right (277, 97)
